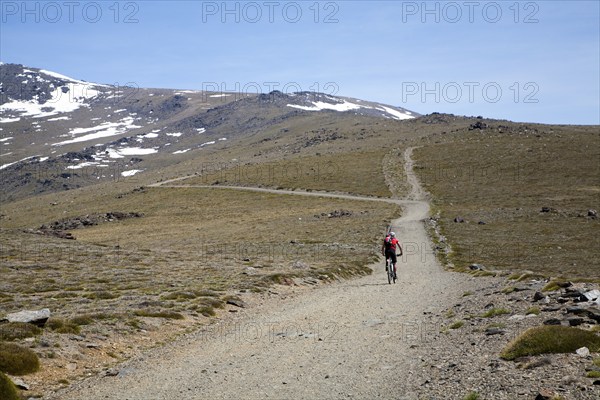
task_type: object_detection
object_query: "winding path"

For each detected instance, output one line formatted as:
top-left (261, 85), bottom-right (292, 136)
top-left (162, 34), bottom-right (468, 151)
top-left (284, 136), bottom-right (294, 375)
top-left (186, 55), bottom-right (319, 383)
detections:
top-left (57, 148), bottom-right (470, 400)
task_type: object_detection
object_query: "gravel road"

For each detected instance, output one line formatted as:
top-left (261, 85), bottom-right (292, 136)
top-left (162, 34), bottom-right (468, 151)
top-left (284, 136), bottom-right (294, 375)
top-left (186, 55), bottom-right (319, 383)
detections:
top-left (55, 148), bottom-right (478, 400)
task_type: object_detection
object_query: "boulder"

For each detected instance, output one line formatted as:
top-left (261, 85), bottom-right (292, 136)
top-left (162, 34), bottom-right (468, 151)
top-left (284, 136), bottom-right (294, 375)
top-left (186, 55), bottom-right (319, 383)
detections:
top-left (576, 347), bottom-right (590, 357)
top-left (567, 317), bottom-right (585, 326)
top-left (4, 308), bottom-right (51, 327)
top-left (582, 289), bottom-right (600, 302)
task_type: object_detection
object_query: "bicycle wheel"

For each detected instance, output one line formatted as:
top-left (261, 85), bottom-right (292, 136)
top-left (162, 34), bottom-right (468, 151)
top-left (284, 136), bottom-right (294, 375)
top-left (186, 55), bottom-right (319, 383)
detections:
top-left (387, 262), bottom-right (392, 284)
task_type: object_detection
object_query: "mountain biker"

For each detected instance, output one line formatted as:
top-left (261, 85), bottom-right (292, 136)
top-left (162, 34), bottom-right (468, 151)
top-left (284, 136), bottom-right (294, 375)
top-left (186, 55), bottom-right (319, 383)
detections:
top-left (382, 232), bottom-right (403, 276)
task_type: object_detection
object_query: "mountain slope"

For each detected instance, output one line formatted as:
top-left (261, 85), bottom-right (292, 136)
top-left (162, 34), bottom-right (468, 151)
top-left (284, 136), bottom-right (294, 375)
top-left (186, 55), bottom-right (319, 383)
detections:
top-left (0, 63), bottom-right (418, 201)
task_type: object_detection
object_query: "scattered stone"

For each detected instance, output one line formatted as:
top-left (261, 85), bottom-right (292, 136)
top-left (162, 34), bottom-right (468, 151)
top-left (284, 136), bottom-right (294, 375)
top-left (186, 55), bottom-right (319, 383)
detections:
top-left (543, 318), bottom-right (562, 326)
top-left (226, 298), bottom-right (246, 308)
top-left (588, 209), bottom-right (597, 218)
top-left (469, 121), bottom-right (487, 130)
top-left (535, 389), bottom-right (555, 400)
top-left (478, 221), bottom-right (486, 225)
top-left (485, 327), bottom-right (505, 336)
top-left (567, 317), bottom-right (585, 326)
top-left (4, 308), bottom-right (51, 327)
top-left (533, 292), bottom-right (546, 302)
top-left (509, 314), bottom-right (526, 321)
top-left (540, 207), bottom-right (557, 213)
top-left (469, 264), bottom-right (485, 271)
top-left (86, 343), bottom-right (101, 349)
top-left (582, 290), bottom-right (600, 302)
top-left (8, 376), bottom-right (29, 390)
top-left (453, 217), bottom-right (465, 223)
top-left (292, 261), bottom-right (309, 269)
top-left (66, 363), bottom-right (78, 371)
top-left (541, 306), bottom-right (561, 312)
top-left (576, 347), bottom-right (590, 357)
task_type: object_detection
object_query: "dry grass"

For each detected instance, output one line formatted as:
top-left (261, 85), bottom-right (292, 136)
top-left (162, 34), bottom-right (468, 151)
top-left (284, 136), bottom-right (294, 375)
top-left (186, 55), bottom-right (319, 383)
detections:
top-left (0, 322), bottom-right (42, 341)
top-left (0, 187), bottom-right (398, 337)
top-left (413, 126), bottom-right (600, 279)
top-left (179, 150), bottom-right (393, 197)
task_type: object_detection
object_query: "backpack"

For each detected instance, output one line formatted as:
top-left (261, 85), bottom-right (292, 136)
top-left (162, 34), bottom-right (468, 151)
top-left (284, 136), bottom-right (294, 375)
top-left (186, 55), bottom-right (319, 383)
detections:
top-left (384, 236), bottom-right (393, 250)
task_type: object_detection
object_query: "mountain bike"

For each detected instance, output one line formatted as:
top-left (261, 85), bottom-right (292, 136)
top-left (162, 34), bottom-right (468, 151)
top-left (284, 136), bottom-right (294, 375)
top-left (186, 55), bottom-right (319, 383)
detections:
top-left (385, 255), bottom-right (398, 284)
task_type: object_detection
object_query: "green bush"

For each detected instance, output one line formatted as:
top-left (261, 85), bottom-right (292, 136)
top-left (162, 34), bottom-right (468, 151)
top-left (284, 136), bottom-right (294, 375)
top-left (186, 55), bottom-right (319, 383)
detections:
top-left (0, 371), bottom-right (20, 400)
top-left (0, 342), bottom-right (40, 375)
top-left (0, 322), bottom-right (42, 341)
top-left (501, 326), bottom-right (600, 360)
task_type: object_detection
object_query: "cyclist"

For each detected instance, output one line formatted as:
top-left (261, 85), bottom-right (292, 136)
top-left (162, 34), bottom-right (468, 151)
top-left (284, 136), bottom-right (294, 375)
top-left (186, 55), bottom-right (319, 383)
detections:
top-left (382, 232), bottom-right (403, 278)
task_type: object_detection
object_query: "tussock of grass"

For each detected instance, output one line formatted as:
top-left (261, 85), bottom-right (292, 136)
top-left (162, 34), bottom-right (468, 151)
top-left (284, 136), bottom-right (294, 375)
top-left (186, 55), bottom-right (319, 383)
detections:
top-left (481, 308), bottom-right (510, 318)
top-left (586, 371), bottom-right (600, 378)
top-left (0, 322), bottom-right (42, 341)
top-left (445, 310), bottom-right (456, 319)
top-left (133, 310), bottom-right (184, 320)
top-left (46, 318), bottom-right (81, 334)
top-left (462, 291), bottom-right (473, 297)
top-left (69, 315), bottom-right (95, 326)
top-left (526, 307), bottom-right (541, 315)
top-left (449, 321), bottom-right (464, 329)
top-left (542, 280), bottom-right (565, 292)
top-left (0, 342), bottom-right (40, 375)
top-left (0, 371), bottom-right (20, 400)
top-left (501, 326), bottom-right (600, 360)
top-left (594, 358), bottom-right (600, 367)
top-left (463, 392), bottom-right (480, 400)
top-left (501, 286), bottom-right (517, 294)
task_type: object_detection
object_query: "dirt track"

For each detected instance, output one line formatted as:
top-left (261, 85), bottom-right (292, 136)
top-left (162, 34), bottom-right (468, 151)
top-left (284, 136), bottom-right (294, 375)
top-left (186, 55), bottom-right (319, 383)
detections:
top-left (56, 148), bottom-right (476, 400)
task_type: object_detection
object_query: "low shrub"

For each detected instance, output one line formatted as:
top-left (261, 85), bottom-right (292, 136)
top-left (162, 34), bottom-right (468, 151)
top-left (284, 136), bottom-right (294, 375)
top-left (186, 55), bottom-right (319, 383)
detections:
top-left (0, 371), bottom-right (20, 400)
top-left (0, 342), bottom-right (40, 375)
top-left (501, 326), bottom-right (600, 360)
top-left (0, 322), bottom-right (42, 341)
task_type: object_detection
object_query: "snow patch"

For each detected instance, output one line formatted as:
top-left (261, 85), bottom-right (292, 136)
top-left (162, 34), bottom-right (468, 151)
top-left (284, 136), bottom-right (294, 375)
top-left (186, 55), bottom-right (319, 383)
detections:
top-left (0, 117), bottom-right (21, 123)
top-left (173, 149), bottom-right (191, 154)
top-left (121, 169), bottom-right (143, 177)
top-left (0, 155), bottom-right (37, 170)
top-left (53, 117), bottom-right (141, 146)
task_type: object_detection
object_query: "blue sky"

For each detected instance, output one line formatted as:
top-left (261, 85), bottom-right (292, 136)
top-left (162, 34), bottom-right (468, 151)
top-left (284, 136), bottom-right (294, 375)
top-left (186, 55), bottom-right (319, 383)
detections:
top-left (1, 0), bottom-right (599, 124)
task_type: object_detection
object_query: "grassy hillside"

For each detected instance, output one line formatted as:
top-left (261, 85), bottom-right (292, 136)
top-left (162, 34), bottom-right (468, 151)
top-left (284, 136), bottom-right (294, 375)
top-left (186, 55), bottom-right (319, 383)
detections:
top-left (412, 123), bottom-right (600, 279)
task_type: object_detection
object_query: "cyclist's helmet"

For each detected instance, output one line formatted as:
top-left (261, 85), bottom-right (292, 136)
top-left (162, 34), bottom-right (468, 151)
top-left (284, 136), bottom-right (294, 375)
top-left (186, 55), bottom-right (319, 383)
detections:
top-left (390, 232), bottom-right (396, 237)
